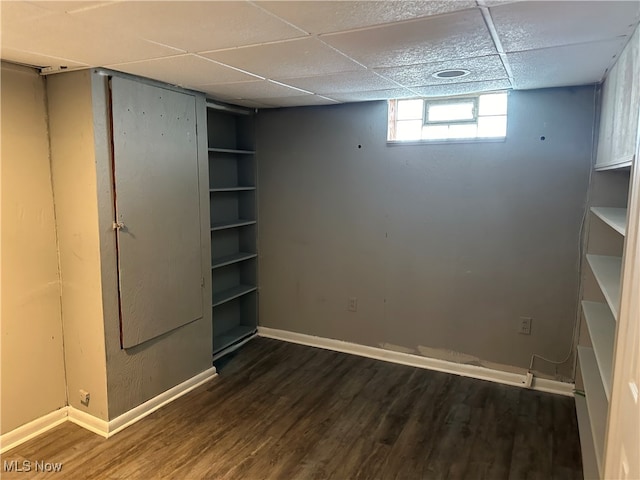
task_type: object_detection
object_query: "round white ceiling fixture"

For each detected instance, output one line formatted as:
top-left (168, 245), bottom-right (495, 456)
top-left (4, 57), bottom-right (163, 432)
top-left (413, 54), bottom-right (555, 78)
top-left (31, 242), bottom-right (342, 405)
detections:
top-left (432, 69), bottom-right (471, 79)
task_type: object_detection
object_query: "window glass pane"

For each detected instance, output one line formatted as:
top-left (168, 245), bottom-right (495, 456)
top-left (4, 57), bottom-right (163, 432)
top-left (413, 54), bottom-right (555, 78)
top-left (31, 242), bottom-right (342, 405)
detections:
top-left (427, 101), bottom-right (475, 122)
top-left (396, 120), bottom-right (422, 140)
top-left (478, 93), bottom-right (507, 116)
top-left (448, 123), bottom-right (477, 139)
top-left (477, 115), bottom-right (507, 137)
top-left (397, 99), bottom-right (423, 120)
top-left (421, 125), bottom-right (449, 140)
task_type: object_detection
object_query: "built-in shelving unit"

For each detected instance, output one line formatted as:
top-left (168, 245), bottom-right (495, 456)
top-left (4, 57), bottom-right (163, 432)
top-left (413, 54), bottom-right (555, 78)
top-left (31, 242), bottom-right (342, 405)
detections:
top-left (210, 187), bottom-right (256, 192)
top-left (581, 301), bottom-right (616, 399)
top-left (208, 147), bottom-right (256, 155)
top-left (574, 26), bottom-right (639, 478)
top-left (590, 207), bottom-right (627, 236)
top-left (578, 196), bottom-right (625, 478)
top-left (207, 101), bottom-right (258, 356)
top-left (586, 255), bottom-right (622, 319)
top-left (211, 219), bottom-right (256, 231)
top-left (212, 252), bottom-right (258, 269)
top-left (213, 284), bottom-right (258, 307)
top-left (575, 395), bottom-right (600, 480)
top-left (593, 154), bottom-right (634, 172)
top-left (578, 346), bottom-right (608, 473)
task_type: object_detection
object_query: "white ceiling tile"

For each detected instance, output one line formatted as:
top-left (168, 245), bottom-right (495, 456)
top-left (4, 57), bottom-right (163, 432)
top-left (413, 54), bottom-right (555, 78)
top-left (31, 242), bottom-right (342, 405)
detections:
top-left (201, 37), bottom-right (362, 80)
top-left (491, 0), bottom-right (640, 53)
top-left (107, 54), bottom-right (258, 89)
top-left (321, 9), bottom-right (496, 68)
top-left (327, 88), bottom-right (418, 103)
top-left (279, 70), bottom-right (398, 94)
top-left (1, 5), bottom-right (181, 65)
top-left (410, 79), bottom-right (511, 97)
top-left (254, 95), bottom-right (340, 108)
top-left (0, 47), bottom-right (87, 70)
top-left (27, 1), bottom-right (117, 14)
top-left (1, 1), bottom-right (56, 22)
top-left (259, 1), bottom-right (476, 35)
top-left (374, 55), bottom-right (507, 87)
top-left (198, 80), bottom-right (307, 99)
top-left (508, 39), bottom-right (626, 90)
top-left (70, 1), bottom-right (306, 53)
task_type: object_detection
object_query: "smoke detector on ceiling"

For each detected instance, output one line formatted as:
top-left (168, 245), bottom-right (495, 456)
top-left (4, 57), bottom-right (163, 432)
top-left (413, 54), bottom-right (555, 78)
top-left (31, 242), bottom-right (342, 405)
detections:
top-left (432, 69), bottom-right (471, 79)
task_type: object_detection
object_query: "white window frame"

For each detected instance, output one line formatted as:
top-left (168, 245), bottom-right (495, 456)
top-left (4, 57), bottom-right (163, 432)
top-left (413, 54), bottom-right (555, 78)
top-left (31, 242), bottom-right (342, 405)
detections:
top-left (387, 91), bottom-right (508, 144)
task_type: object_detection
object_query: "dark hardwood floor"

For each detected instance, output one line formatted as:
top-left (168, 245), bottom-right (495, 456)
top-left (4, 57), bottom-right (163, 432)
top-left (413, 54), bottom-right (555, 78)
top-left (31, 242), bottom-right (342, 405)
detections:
top-left (1, 337), bottom-right (583, 479)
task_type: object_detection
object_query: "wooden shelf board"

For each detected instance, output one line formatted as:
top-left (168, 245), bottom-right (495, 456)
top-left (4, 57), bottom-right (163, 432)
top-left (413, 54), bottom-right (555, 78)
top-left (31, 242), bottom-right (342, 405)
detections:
top-left (575, 395), bottom-right (601, 480)
top-left (212, 252), bottom-right (257, 269)
top-left (586, 254), bottom-right (622, 320)
top-left (577, 345), bottom-right (608, 474)
top-left (213, 325), bottom-right (256, 354)
top-left (212, 284), bottom-right (256, 307)
top-left (210, 186), bottom-right (256, 192)
top-left (208, 147), bottom-right (255, 155)
top-left (594, 154), bottom-right (634, 171)
top-left (591, 207), bottom-right (627, 236)
top-left (211, 219), bottom-right (256, 231)
top-left (582, 301), bottom-right (616, 400)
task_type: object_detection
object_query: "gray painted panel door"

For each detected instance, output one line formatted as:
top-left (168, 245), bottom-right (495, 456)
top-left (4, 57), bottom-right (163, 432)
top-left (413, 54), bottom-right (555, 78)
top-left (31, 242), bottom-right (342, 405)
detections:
top-left (111, 77), bottom-right (203, 348)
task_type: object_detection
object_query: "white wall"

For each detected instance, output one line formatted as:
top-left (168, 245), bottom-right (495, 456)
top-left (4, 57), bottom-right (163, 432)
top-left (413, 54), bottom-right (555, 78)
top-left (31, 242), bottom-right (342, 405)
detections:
top-left (256, 87), bottom-right (596, 379)
top-left (0, 62), bottom-right (67, 433)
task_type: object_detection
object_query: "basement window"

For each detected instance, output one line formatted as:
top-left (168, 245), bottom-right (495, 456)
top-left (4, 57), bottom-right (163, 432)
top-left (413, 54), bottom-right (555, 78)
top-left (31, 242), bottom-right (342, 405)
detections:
top-left (388, 92), bottom-right (508, 142)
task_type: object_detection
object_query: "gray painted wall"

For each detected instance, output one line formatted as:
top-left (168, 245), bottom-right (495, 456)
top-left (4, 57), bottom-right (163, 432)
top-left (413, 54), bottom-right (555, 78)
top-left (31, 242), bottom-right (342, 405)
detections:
top-left (46, 70), bottom-right (213, 420)
top-left (256, 87), bottom-right (595, 379)
top-left (91, 72), bottom-right (213, 419)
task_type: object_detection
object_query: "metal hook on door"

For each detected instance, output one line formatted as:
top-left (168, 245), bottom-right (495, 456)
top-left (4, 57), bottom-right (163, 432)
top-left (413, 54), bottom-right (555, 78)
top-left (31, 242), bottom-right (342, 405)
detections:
top-left (113, 221), bottom-right (125, 231)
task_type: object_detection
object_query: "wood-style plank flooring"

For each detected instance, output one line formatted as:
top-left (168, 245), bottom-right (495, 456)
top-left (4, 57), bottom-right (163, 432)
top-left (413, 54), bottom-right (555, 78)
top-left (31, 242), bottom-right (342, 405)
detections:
top-left (1, 338), bottom-right (583, 479)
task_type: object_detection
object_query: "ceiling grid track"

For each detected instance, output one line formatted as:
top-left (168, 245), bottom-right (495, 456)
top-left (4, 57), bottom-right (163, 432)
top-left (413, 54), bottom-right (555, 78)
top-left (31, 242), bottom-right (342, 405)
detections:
top-left (477, 1), bottom-right (515, 89)
top-left (3, 0), bottom-right (639, 106)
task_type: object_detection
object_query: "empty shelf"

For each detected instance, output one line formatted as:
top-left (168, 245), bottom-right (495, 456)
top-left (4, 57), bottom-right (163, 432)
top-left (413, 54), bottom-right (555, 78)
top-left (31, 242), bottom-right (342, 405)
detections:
top-left (210, 186), bottom-right (256, 192)
top-left (211, 219), bottom-right (256, 231)
top-left (582, 301), bottom-right (616, 400)
top-left (213, 325), bottom-right (256, 354)
top-left (212, 252), bottom-right (257, 269)
top-left (591, 207), bottom-right (627, 236)
top-left (594, 154), bottom-right (634, 171)
top-left (577, 346), bottom-right (608, 474)
top-left (586, 254), bottom-right (622, 320)
top-left (212, 284), bottom-right (257, 307)
top-left (575, 395), bottom-right (600, 480)
top-left (208, 148), bottom-right (255, 155)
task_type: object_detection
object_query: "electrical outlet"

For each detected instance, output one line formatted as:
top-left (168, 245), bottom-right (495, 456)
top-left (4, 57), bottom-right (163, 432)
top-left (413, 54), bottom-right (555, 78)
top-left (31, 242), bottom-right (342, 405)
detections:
top-left (518, 317), bottom-right (532, 335)
top-left (79, 389), bottom-right (90, 405)
top-left (348, 297), bottom-right (358, 312)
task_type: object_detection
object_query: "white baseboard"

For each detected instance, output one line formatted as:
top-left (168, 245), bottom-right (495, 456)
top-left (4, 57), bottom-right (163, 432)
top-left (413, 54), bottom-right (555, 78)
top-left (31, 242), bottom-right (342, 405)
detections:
top-left (107, 366), bottom-right (217, 436)
top-left (67, 407), bottom-right (109, 438)
top-left (1, 367), bottom-right (218, 452)
top-left (0, 407), bottom-right (68, 454)
top-left (258, 327), bottom-right (574, 397)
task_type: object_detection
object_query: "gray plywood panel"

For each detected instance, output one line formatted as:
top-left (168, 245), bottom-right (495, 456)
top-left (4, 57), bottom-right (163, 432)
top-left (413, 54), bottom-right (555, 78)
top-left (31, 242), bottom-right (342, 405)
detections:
top-left (111, 76), bottom-right (203, 348)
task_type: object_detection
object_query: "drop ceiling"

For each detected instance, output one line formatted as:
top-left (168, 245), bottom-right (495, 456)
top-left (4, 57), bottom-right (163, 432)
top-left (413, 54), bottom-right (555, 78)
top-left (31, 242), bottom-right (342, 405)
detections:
top-left (1, 0), bottom-right (639, 108)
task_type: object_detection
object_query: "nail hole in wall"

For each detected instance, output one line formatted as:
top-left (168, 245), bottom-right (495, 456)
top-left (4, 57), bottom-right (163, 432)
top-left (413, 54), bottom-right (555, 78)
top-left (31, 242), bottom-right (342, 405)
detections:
top-left (540, 136), bottom-right (546, 141)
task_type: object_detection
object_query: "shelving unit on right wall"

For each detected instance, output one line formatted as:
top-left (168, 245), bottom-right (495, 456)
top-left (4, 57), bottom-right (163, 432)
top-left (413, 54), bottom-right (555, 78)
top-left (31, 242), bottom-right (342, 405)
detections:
top-left (576, 25), bottom-right (639, 480)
